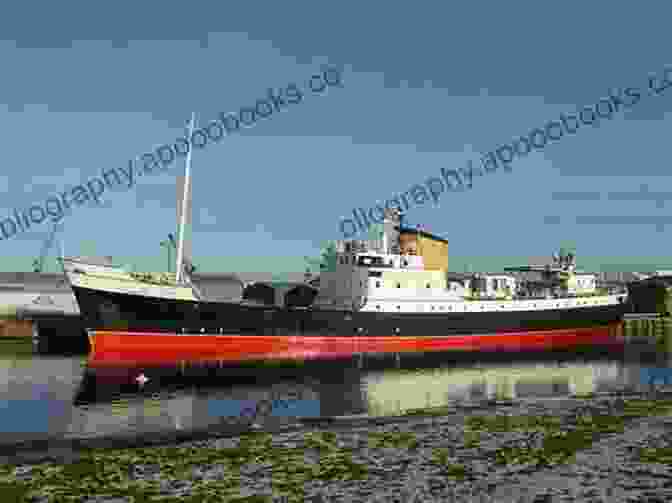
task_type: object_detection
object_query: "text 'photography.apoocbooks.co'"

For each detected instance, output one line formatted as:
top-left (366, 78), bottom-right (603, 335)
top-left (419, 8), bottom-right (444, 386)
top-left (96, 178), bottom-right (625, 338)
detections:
top-left (0, 66), bottom-right (343, 243)
top-left (339, 65), bottom-right (672, 239)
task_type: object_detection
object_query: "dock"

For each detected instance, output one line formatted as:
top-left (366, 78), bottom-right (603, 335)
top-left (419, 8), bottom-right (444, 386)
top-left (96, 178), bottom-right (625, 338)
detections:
top-left (0, 272), bottom-right (84, 353)
top-left (0, 270), bottom-right (310, 354)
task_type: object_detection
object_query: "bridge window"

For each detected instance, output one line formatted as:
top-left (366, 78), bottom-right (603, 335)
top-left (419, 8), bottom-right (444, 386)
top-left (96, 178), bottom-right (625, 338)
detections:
top-left (357, 256), bottom-right (387, 267)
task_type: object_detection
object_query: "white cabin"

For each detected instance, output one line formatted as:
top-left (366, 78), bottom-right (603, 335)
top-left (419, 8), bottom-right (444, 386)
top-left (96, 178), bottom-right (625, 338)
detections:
top-left (313, 209), bottom-right (621, 314)
top-left (568, 273), bottom-right (597, 296)
top-left (466, 274), bottom-right (517, 299)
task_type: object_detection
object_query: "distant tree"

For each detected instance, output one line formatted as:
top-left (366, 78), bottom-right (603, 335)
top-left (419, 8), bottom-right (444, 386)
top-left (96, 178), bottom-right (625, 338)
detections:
top-left (305, 241), bottom-right (338, 274)
top-left (559, 240), bottom-right (577, 257)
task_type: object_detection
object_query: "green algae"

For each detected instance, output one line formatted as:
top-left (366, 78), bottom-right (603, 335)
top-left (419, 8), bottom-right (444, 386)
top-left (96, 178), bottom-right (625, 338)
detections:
top-left (4, 398), bottom-right (672, 501)
top-left (431, 449), bottom-right (470, 479)
top-left (463, 430), bottom-right (481, 449)
top-left (367, 430), bottom-right (419, 449)
top-left (487, 413), bottom-right (627, 468)
top-left (465, 414), bottom-right (562, 433)
top-left (0, 480), bottom-right (33, 503)
top-left (0, 430), bottom-right (362, 502)
top-left (403, 405), bottom-right (456, 417)
top-left (637, 447), bottom-right (672, 465)
top-left (480, 399), bottom-right (672, 469)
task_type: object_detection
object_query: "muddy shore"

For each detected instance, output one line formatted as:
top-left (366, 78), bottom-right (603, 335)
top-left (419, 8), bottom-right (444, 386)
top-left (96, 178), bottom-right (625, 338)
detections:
top-left (3, 390), bottom-right (672, 502)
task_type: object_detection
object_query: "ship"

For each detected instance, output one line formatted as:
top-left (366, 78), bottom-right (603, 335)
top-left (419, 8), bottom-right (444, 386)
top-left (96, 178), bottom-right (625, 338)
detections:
top-left (62, 114), bottom-right (629, 357)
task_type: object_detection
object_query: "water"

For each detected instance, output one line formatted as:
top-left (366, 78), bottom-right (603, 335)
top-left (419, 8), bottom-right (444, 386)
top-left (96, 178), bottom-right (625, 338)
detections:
top-left (0, 322), bottom-right (669, 445)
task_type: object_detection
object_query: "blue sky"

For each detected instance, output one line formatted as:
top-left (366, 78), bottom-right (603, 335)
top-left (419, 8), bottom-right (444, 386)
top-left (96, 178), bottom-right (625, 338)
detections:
top-left (1, 1), bottom-right (671, 274)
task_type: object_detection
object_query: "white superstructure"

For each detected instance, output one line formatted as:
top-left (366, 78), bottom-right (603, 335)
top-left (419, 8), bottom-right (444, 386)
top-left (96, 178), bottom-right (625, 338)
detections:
top-left (313, 209), bottom-right (626, 314)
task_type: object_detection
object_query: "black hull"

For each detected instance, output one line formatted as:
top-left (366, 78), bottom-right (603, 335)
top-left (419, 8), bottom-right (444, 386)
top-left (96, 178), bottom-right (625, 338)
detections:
top-left (72, 286), bottom-right (627, 337)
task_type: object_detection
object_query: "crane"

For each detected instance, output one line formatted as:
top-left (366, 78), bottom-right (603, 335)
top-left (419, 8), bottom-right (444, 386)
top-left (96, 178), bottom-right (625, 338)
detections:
top-left (32, 222), bottom-right (63, 273)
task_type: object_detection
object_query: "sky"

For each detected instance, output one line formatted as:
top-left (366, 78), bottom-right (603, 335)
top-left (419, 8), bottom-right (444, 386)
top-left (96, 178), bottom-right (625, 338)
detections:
top-left (0, 1), bottom-right (671, 274)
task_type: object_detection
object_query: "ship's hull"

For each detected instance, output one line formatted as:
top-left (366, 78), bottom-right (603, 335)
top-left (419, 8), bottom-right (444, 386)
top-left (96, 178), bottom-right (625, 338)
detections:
top-left (72, 284), bottom-right (627, 358)
top-left (87, 326), bottom-right (626, 362)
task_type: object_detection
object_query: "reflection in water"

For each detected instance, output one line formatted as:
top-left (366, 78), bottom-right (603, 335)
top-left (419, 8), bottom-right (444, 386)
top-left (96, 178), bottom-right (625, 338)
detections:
top-left (73, 341), bottom-right (630, 436)
top-left (363, 360), bottom-right (620, 416)
top-left (1, 322), bottom-right (672, 442)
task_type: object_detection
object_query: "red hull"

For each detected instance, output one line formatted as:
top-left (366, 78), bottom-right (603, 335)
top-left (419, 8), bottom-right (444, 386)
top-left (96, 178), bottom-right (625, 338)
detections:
top-left (88, 325), bottom-right (624, 365)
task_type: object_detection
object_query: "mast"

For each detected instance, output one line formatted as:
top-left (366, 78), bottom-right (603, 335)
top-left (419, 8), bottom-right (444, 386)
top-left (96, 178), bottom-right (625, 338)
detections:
top-left (175, 112), bottom-right (195, 283)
